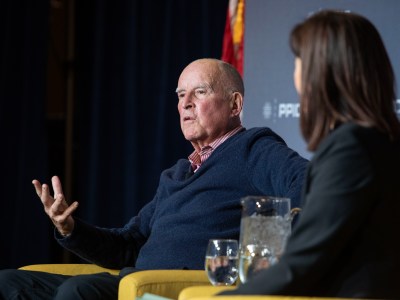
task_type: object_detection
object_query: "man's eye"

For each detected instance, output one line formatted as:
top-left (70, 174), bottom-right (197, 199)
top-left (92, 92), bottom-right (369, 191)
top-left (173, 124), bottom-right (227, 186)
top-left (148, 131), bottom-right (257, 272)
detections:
top-left (177, 93), bottom-right (185, 98)
top-left (195, 89), bottom-right (207, 97)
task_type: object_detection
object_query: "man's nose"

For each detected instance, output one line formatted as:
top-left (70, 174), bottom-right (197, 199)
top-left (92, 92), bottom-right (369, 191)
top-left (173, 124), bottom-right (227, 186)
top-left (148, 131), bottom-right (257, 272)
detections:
top-left (180, 95), bottom-right (194, 110)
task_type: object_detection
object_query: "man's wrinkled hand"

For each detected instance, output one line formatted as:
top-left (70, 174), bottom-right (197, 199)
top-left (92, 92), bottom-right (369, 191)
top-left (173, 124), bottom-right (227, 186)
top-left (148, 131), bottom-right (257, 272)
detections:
top-left (32, 175), bottom-right (78, 236)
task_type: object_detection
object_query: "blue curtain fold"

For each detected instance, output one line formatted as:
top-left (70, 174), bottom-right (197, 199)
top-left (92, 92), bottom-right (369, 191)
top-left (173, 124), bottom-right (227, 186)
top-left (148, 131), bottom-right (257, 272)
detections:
top-left (0, 1), bottom-right (52, 268)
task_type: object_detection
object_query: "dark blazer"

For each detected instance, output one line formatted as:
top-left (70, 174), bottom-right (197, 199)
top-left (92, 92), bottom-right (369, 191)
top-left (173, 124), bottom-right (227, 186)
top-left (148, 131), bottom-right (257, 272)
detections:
top-left (223, 123), bottom-right (400, 299)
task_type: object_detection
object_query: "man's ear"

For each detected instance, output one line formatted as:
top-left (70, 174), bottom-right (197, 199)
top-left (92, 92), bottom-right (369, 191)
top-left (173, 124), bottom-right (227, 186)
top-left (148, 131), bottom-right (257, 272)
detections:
top-left (230, 92), bottom-right (243, 117)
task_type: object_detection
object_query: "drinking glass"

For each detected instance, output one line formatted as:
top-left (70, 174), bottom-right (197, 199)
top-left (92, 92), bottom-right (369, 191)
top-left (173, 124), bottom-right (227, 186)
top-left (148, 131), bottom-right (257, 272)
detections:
top-left (205, 239), bottom-right (239, 286)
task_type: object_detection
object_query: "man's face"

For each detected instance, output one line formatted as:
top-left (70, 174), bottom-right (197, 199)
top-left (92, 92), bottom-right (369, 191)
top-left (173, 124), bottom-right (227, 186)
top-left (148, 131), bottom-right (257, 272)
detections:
top-left (176, 61), bottom-right (235, 151)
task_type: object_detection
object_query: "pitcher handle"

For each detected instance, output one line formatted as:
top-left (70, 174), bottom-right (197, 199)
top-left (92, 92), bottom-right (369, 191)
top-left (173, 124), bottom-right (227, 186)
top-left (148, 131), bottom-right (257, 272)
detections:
top-left (290, 207), bottom-right (301, 220)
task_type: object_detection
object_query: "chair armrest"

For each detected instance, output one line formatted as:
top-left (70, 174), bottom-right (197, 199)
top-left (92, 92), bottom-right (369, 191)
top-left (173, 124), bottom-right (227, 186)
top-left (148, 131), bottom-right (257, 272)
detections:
top-left (119, 270), bottom-right (211, 300)
top-left (179, 286), bottom-right (361, 300)
top-left (184, 298), bottom-right (355, 300)
top-left (18, 264), bottom-right (119, 276)
top-left (178, 286), bottom-right (235, 300)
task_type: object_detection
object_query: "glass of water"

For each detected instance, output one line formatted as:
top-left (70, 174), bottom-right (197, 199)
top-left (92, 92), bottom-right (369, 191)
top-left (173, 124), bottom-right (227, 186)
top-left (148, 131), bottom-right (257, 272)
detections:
top-left (205, 239), bottom-right (239, 286)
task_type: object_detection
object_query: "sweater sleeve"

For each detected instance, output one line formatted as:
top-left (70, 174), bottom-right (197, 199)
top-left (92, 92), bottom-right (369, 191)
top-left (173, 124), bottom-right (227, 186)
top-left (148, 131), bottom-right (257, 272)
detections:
top-left (56, 197), bottom-right (157, 269)
top-left (247, 129), bottom-right (309, 209)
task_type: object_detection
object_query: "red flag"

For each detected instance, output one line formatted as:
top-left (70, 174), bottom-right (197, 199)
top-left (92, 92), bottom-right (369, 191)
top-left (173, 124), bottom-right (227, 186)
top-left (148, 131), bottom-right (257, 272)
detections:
top-left (221, 0), bottom-right (245, 76)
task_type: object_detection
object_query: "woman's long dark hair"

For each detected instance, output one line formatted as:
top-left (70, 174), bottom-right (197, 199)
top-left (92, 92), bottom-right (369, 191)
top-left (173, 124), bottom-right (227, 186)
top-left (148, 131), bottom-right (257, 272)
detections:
top-left (290, 10), bottom-right (400, 151)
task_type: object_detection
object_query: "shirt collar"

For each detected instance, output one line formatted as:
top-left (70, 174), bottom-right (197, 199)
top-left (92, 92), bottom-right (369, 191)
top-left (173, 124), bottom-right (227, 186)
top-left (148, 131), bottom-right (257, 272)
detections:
top-left (188, 125), bottom-right (244, 172)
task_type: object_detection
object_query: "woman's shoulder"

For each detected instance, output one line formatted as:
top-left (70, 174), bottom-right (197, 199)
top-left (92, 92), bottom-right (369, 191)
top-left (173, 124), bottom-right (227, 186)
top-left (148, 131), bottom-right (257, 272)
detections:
top-left (319, 122), bottom-right (388, 150)
top-left (313, 122), bottom-right (399, 166)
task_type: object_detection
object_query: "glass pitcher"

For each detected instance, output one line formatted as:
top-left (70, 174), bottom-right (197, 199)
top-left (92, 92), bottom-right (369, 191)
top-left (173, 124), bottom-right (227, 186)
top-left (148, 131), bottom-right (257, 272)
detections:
top-left (238, 195), bottom-right (300, 283)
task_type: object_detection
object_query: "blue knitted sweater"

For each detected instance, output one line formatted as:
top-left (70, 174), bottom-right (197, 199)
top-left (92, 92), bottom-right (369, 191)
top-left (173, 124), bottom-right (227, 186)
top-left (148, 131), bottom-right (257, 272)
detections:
top-left (58, 127), bottom-right (308, 270)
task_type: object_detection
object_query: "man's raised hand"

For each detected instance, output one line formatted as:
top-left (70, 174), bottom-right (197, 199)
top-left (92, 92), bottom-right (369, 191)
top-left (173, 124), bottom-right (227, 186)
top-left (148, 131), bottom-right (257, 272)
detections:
top-left (32, 175), bottom-right (78, 236)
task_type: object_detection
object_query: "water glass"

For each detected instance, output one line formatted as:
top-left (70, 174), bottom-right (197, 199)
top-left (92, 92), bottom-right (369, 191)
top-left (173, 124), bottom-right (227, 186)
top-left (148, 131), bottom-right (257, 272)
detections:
top-left (205, 239), bottom-right (239, 286)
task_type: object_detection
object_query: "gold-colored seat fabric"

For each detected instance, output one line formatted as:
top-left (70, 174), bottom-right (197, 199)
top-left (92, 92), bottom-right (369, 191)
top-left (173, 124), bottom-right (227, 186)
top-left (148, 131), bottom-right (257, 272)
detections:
top-left (18, 264), bottom-right (370, 300)
top-left (178, 285), bottom-right (367, 300)
top-left (19, 264), bottom-right (210, 299)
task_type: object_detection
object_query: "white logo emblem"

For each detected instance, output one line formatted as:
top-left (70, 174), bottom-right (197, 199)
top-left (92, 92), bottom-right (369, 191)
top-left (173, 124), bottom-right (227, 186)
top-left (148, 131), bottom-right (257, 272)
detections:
top-left (263, 99), bottom-right (300, 122)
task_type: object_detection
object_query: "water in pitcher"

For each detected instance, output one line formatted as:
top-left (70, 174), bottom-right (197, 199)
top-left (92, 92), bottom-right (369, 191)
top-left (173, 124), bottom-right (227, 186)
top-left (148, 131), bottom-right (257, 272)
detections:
top-left (239, 215), bottom-right (290, 283)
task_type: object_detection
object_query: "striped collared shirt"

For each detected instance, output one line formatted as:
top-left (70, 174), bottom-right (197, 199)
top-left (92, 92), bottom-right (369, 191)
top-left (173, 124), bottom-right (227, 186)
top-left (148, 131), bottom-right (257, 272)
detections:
top-left (188, 125), bottom-right (244, 173)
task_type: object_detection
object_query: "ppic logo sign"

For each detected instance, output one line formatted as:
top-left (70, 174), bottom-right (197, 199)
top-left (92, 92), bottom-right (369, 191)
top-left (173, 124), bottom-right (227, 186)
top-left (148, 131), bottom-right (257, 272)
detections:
top-left (264, 99), bottom-right (400, 121)
top-left (263, 99), bottom-right (300, 122)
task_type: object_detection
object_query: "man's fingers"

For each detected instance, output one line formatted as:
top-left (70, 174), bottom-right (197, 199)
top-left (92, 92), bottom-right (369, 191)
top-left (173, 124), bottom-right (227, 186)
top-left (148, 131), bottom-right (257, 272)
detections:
top-left (54, 193), bottom-right (67, 205)
top-left (52, 201), bottom-right (79, 223)
top-left (32, 180), bottom-right (55, 208)
top-left (51, 193), bottom-right (68, 213)
top-left (52, 194), bottom-right (77, 214)
top-left (33, 177), bottom-right (76, 222)
top-left (32, 179), bottom-right (42, 197)
top-left (64, 201), bottom-right (79, 216)
top-left (40, 184), bottom-right (55, 208)
top-left (52, 176), bottom-right (64, 196)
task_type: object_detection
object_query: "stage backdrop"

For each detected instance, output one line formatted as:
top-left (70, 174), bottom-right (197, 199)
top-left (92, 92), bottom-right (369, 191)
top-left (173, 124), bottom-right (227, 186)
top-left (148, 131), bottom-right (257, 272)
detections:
top-left (243, 0), bottom-right (400, 159)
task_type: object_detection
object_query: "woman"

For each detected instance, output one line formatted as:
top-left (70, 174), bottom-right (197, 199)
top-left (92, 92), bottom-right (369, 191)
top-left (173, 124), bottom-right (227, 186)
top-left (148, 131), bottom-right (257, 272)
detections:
top-left (222, 10), bottom-right (400, 299)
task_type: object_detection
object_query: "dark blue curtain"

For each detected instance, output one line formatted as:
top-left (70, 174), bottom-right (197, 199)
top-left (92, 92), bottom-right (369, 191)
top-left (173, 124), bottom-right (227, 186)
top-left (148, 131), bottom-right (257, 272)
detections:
top-left (0, 0), bottom-right (228, 268)
top-left (0, 1), bottom-right (52, 268)
top-left (73, 0), bottom-right (229, 228)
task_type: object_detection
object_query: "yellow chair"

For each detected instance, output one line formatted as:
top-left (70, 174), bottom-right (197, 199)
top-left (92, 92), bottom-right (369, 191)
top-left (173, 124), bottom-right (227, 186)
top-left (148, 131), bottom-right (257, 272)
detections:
top-left (19, 265), bottom-right (368, 300)
top-left (19, 264), bottom-right (120, 276)
top-left (178, 286), bottom-right (234, 300)
top-left (19, 264), bottom-right (211, 299)
top-left (178, 286), bottom-right (366, 300)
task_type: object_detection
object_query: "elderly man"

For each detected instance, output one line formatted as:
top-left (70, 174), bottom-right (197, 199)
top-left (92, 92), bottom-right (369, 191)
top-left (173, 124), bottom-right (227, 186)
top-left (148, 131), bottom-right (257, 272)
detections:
top-left (0, 58), bottom-right (308, 300)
